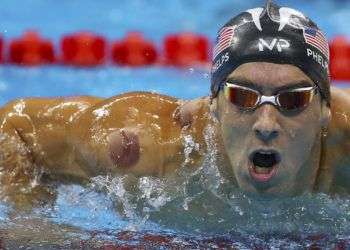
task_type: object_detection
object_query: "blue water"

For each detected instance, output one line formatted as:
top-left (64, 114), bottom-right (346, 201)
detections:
top-left (0, 0), bottom-right (350, 41)
top-left (0, 1), bottom-right (349, 249)
top-left (0, 66), bottom-right (211, 106)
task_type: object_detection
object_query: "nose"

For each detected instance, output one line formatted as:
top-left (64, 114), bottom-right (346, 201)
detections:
top-left (255, 129), bottom-right (278, 142)
top-left (252, 105), bottom-right (281, 143)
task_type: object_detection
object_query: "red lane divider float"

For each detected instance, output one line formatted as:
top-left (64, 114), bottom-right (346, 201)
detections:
top-left (112, 32), bottom-right (158, 66)
top-left (2, 30), bottom-right (350, 85)
top-left (164, 32), bottom-right (210, 66)
top-left (9, 31), bottom-right (55, 66)
top-left (0, 36), bottom-right (3, 63)
top-left (2, 30), bottom-right (211, 68)
top-left (330, 36), bottom-right (350, 81)
top-left (61, 32), bottom-right (106, 66)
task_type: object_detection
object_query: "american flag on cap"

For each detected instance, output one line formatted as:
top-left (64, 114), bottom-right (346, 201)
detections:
top-left (213, 26), bottom-right (235, 59)
top-left (303, 28), bottom-right (329, 60)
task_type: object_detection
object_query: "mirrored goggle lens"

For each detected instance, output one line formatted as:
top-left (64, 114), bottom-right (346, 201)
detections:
top-left (224, 86), bottom-right (259, 109)
top-left (278, 90), bottom-right (313, 111)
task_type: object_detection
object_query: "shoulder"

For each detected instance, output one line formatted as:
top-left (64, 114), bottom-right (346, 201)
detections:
top-left (88, 91), bottom-right (182, 124)
top-left (173, 96), bottom-right (211, 128)
top-left (0, 95), bottom-right (102, 122)
top-left (325, 87), bottom-right (350, 193)
top-left (71, 91), bottom-right (184, 129)
top-left (329, 87), bottom-right (350, 134)
top-left (95, 91), bottom-right (180, 111)
top-left (330, 86), bottom-right (350, 107)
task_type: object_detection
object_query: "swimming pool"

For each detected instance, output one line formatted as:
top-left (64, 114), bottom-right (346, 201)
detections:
top-left (0, 0), bottom-right (350, 249)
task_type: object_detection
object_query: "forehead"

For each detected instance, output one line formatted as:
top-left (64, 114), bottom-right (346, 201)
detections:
top-left (227, 62), bottom-right (314, 90)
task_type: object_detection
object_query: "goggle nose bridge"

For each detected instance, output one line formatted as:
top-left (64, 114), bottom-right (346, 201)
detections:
top-left (258, 95), bottom-right (279, 106)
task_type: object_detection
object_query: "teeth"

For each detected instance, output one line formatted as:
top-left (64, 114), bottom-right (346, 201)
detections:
top-left (259, 152), bottom-right (273, 156)
top-left (253, 165), bottom-right (272, 174)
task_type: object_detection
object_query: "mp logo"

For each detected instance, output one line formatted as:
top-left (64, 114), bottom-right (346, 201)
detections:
top-left (258, 38), bottom-right (290, 52)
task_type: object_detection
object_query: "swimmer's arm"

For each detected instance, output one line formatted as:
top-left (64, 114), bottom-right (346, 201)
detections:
top-left (0, 105), bottom-right (54, 208)
top-left (0, 96), bottom-right (104, 207)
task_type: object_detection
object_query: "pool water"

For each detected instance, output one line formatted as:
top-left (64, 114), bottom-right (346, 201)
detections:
top-left (0, 120), bottom-right (349, 249)
top-left (0, 0), bottom-right (350, 249)
top-left (0, 66), bottom-right (211, 105)
top-left (1, 144), bottom-right (350, 248)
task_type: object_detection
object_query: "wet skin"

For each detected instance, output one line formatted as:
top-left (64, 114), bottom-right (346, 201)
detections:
top-left (211, 63), bottom-right (341, 196)
top-left (0, 62), bottom-right (349, 206)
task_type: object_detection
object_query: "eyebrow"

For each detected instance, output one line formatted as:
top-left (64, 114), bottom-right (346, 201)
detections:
top-left (225, 77), bottom-right (314, 93)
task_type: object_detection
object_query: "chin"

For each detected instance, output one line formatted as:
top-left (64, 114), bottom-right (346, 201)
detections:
top-left (237, 178), bottom-right (298, 197)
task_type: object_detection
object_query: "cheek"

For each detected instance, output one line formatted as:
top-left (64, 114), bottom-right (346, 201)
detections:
top-left (219, 109), bottom-right (254, 164)
top-left (282, 110), bottom-right (321, 163)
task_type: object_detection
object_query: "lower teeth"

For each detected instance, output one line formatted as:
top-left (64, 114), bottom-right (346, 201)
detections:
top-left (253, 166), bottom-right (272, 174)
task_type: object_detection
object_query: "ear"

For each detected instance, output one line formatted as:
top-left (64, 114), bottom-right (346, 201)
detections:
top-left (210, 96), bottom-right (219, 121)
top-left (320, 101), bottom-right (331, 129)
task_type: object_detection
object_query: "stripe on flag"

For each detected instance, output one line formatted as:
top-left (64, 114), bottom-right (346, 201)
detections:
top-left (213, 26), bottom-right (235, 59)
top-left (303, 28), bottom-right (329, 60)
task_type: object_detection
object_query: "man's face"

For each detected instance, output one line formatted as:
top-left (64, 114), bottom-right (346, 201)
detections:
top-left (215, 62), bottom-right (329, 196)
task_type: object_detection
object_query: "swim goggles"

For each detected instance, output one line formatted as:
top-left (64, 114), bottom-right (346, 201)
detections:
top-left (223, 82), bottom-right (318, 112)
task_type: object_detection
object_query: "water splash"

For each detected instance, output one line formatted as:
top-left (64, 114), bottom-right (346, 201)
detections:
top-left (182, 134), bottom-right (200, 165)
top-left (0, 202), bottom-right (10, 222)
top-left (0, 128), bottom-right (349, 248)
top-left (90, 175), bottom-right (138, 222)
top-left (83, 124), bottom-right (350, 238)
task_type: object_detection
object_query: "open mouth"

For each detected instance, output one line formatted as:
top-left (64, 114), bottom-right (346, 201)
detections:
top-left (248, 150), bottom-right (281, 182)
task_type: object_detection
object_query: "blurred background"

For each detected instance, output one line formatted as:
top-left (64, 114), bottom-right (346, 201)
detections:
top-left (0, 0), bottom-right (349, 105)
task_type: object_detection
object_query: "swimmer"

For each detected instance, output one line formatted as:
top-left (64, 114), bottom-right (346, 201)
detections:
top-left (0, 0), bottom-right (350, 207)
